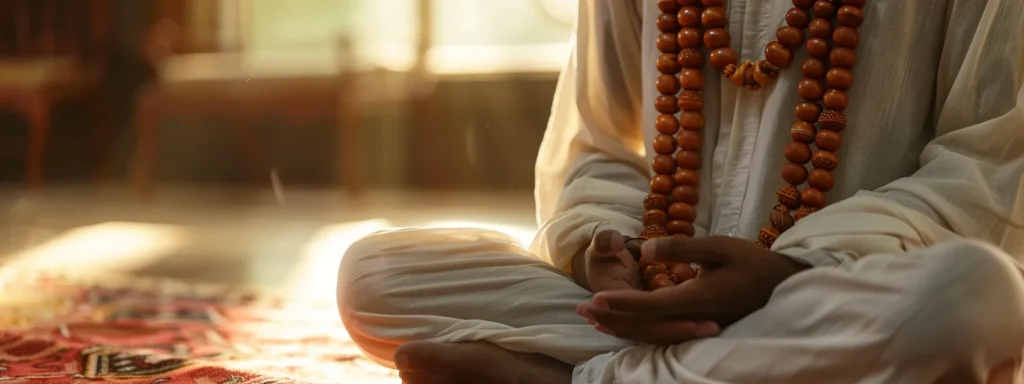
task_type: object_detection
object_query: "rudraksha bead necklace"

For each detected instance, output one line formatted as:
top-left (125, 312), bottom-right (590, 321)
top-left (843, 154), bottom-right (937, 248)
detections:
top-left (642, 0), bottom-right (866, 290)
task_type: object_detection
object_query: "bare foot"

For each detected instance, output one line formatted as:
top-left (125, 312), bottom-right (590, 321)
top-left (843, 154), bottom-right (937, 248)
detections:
top-left (394, 341), bottom-right (573, 384)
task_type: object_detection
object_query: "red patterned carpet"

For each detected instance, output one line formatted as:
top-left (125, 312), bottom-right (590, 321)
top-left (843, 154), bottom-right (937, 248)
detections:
top-left (0, 272), bottom-right (397, 383)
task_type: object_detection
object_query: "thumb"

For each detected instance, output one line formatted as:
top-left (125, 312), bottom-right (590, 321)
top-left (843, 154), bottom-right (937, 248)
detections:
top-left (590, 229), bottom-right (625, 255)
top-left (641, 236), bottom-right (729, 265)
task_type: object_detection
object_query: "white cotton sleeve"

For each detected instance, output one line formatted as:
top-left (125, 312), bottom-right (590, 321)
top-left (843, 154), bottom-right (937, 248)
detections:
top-left (775, 0), bottom-right (1024, 265)
top-left (529, 0), bottom-right (650, 270)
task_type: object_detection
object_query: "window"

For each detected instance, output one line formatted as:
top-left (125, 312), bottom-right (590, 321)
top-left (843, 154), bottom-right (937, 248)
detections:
top-left (222, 0), bottom-right (577, 75)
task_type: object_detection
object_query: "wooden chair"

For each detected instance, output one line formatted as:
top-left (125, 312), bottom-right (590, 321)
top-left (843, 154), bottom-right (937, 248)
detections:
top-left (0, 0), bottom-right (112, 188)
top-left (129, 20), bottom-right (369, 198)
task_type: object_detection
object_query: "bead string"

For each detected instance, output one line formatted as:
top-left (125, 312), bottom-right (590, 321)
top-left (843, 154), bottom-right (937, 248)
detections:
top-left (758, 0), bottom-right (864, 248)
top-left (641, 0), bottom-right (867, 289)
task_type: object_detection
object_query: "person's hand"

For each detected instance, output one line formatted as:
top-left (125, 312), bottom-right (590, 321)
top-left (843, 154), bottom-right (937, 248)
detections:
top-left (583, 230), bottom-right (643, 293)
top-left (576, 235), bottom-right (808, 344)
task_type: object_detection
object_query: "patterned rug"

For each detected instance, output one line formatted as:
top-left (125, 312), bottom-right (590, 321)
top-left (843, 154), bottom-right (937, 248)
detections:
top-left (0, 271), bottom-right (397, 383)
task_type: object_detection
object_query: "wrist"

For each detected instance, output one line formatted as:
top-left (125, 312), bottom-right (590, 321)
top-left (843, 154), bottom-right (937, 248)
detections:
top-left (774, 252), bottom-right (812, 276)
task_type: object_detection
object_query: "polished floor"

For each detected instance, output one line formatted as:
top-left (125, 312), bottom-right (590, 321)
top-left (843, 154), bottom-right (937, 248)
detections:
top-left (0, 186), bottom-right (538, 303)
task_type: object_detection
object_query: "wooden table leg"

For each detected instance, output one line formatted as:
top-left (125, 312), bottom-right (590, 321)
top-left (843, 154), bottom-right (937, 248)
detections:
top-left (229, 118), bottom-right (268, 186)
top-left (131, 89), bottom-right (160, 198)
top-left (25, 96), bottom-right (51, 190)
top-left (338, 76), bottom-right (364, 199)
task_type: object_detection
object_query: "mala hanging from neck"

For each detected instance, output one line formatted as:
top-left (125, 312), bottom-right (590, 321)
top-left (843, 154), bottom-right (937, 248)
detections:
top-left (641, 0), bottom-right (866, 290)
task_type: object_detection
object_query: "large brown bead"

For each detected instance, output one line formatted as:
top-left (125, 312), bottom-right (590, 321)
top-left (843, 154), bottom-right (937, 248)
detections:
top-left (658, 0), bottom-right (681, 12)
top-left (827, 68), bottom-right (854, 90)
top-left (704, 28), bottom-right (731, 49)
top-left (657, 13), bottom-right (681, 33)
top-left (678, 90), bottom-right (705, 110)
top-left (806, 38), bottom-right (830, 58)
top-left (819, 109), bottom-right (847, 131)
top-left (680, 111), bottom-right (705, 130)
top-left (814, 0), bottom-right (838, 17)
top-left (781, 162), bottom-right (809, 185)
top-left (809, 18), bottom-right (832, 39)
top-left (793, 0), bottom-right (815, 7)
top-left (651, 174), bottom-right (675, 194)
top-left (837, 5), bottom-right (864, 28)
top-left (680, 69), bottom-right (705, 90)
top-left (785, 141), bottom-right (813, 163)
top-left (823, 89), bottom-right (849, 111)
top-left (829, 47), bottom-right (857, 68)
top-left (798, 78), bottom-right (825, 101)
top-left (800, 188), bottom-right (827, 208)
top-left (642, 224), bottom-right (668, 239)
top-left (701, 7), bottom-right (728, 28)
top-left (785, 7), bottom-right (811, 28)
top-left (677, 130), bottom-right (702, 150)
top-left (656, 95), bottom-right (680, 114)
top-left (678, 48), bottom-right (705, 68)
top-left (678, 28), bottom-right (702, 49)
top-left (776, 26), bottom-right (805, 47)
top-left (758, 227), bottom-right (781, 247)
top-left (677, 6), bottom-right (702, 27)
top-left (679, 0), bottom-right (703, 6)
top-left (790, 121), bottom-right (817, 143)
top-left (710, 48), bottom-right (739, 71)
top-left (652, 155), bottom-right (677, 174)
top-left (770, 209), bottom-right (795, 232)
top-left (808, 168), bottom-right (835, 191)
top-left (765, 41), bottom-right (794, 68)
top-left (674, 169), bottom-right (700, 187)
top-left (670, 262), bottom-right (697, 281)
top-left (668, 202), bottom-right (697, 221)
top-left (815, 129), bottom-right (843, 152)
top-left (653, 134), bottom-right (678, 155)
top-left (643, 209), bottom-right (670, 226)
top-left (676, 150), bottom-right (702, 169)
top-left (842, 0), bottom-right (866, 6)
top-left (672, 185), bottom-right (700, 205)
top-left (833, 26), bottom-right (859, 48)
top-left (801, 58), bottom-right (826, 78)
top-left (811, 150), bottom-right (839, 171)
top-left (777, 185), bottom-right (802, 209)
top-left (657, 33), bottom-right (681, 53)
top-left (656, 114), bottom-right (679, 134)
top-left (657, 53), bottom-right (681, 74)
top-left (701, 0), bottom-right (725, 6)
top-left (667, 220), bottom-right (696, 236)
top-left (644, 193), bottom-right (670, 210)
top-left (656, 74), bottom-right (681, 94)
top-left (793, 206), bottom-right (819, 222)
top-left (795, 101), bottom-right (822, 122)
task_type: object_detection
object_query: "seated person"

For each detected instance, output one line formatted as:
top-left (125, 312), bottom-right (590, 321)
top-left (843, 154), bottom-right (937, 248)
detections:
top-left (337, 0), bottom-right (1024, 383)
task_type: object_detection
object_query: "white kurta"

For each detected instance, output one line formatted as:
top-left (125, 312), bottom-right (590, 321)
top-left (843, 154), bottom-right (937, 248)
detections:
top-left (533, 0), bottom-right (1024, 271)
top-left (337, 0), bottom-right (1024, 382)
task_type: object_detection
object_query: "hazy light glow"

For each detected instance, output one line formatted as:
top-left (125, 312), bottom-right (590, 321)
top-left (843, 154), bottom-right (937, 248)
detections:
top-left (3, 221), bottom-right (186, 275)
top-left (282, 220), bottom-right (392, 302)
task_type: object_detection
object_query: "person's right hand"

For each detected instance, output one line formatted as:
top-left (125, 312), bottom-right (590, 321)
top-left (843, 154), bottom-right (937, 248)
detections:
top-left (584, 230), bottom-right (643, 293)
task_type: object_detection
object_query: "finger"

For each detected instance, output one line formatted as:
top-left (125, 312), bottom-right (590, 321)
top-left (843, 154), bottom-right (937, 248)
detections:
top-left (585, 306), bottom-right (720, 344)
top-left (593, 280), bottom-right (713, 317)
top-left (641, 236), bottom-right (730, 265)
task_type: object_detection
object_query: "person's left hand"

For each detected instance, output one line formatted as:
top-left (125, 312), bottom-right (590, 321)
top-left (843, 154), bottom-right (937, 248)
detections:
top-left (576, 235), bottom-right (809, 344)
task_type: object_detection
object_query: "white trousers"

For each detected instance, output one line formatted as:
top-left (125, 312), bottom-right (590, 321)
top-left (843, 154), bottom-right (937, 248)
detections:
top-left (336, 228), bottom-right (1024, 384)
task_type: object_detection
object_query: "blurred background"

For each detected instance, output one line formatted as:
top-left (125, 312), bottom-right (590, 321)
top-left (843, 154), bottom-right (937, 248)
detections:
top-left (0, 0), bottom-right (577, 298)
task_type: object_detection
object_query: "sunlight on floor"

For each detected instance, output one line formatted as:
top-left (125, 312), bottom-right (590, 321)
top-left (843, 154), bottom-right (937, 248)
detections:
top-left (2, 221), bottom-right (187, 275)
top-left (282, 219), bottom-right (393, 302)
